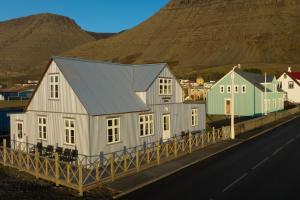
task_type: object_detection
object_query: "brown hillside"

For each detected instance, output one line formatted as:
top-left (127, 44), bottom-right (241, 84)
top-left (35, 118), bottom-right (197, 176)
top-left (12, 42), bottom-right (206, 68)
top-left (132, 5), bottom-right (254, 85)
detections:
top-left (0, 13), bottom-right (95, 84)
top-left (65, 0), bottom-right (300, 78)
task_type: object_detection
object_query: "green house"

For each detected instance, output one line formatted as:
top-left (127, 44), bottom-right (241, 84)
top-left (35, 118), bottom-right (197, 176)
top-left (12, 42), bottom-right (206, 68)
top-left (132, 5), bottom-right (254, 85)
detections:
top-left (207, 69), bottom-right (284, 116)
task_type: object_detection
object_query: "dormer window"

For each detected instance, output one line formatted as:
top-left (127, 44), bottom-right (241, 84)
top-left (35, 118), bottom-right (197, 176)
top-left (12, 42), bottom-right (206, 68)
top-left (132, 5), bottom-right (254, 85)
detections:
top-left (288, 81), bottom-right (294, 89)
top-left (159, 78), bottom-right (172, 95)
top-left (49, 74), bottom-right (59, 99)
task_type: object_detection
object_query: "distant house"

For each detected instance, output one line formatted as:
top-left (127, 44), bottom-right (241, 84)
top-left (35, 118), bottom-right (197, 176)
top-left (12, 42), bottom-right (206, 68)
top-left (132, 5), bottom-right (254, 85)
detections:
top-left (10, 57), bottom-right (206, 156)
top-left (277, 67), bottom-right (300, 104)
top-left (0, 85), bottom-right (34, 100)
top-left (207, 69), bottom-right (284, 116)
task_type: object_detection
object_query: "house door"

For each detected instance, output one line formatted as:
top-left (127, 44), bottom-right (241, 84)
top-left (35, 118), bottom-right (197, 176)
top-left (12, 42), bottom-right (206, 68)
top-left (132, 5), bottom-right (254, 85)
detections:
top-left (16, 121), bottom-right (25, 150)
top-left (162, 114), bottom-right (171, 141)
top-left (225, 99), bottom-right (231, 115)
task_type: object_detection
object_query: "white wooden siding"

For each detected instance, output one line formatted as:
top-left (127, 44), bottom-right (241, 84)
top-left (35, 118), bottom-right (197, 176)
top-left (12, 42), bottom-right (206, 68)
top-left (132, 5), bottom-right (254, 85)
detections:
top-left (27, 61), bottom-right (88, 115)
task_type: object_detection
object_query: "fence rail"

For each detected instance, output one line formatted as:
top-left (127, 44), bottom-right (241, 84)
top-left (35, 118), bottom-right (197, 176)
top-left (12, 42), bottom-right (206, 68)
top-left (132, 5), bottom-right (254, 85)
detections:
top-left (0, 128), bottom-right (228, 196)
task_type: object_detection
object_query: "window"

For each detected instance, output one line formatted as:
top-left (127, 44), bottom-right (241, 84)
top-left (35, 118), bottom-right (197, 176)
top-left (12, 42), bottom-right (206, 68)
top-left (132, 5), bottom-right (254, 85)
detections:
top-left (17, 121), bottom-right (23, 139)
top-left (278, 81), bottom-right (282, 89)
top-left (227, 85), bottom-right (231, 93)
top-left (49, 74), bottom-right (59, 99)
top-left (64, 119), bottom-right (75, 145)
top-left (220, 85), bottom-right (224, 93)
top-left (288, 81), bottom-right (294, 89)
top-left (191, 108), bottom-right (199, 126)
top-left (139, 114), bottom-right (154, 137)
top-left (234, 85), bottom-right (239, 93)
top-left (159, 78), bottom-right (172, 95)
top-left (241, 85), bottom-right (246, 93)
top-left (38, 116), bottom-right (47, 140)
top-left (107, 118), bottom-right (120, 144)
top-left (284, 74), bottom-right (287, 79)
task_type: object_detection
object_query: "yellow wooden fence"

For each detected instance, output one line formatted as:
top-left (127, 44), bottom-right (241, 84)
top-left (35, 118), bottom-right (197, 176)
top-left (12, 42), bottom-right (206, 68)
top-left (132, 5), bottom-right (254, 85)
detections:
top-left (0, 129), bottom-right (228, 196)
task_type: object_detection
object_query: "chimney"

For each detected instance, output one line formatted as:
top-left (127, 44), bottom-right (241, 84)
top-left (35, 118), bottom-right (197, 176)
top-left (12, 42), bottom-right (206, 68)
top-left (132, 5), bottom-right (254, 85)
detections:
top-left (288, 67), bottom-right (292, 72)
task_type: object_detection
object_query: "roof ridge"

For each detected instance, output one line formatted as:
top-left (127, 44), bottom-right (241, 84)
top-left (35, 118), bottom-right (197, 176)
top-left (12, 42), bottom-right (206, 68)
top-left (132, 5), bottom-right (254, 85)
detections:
top-left (52, 56), bottom-right (167, 68)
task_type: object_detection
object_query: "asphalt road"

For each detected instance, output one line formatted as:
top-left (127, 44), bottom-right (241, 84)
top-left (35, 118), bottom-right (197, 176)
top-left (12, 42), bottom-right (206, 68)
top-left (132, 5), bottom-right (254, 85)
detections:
top-left (120, 116), bottom-right (300, 200)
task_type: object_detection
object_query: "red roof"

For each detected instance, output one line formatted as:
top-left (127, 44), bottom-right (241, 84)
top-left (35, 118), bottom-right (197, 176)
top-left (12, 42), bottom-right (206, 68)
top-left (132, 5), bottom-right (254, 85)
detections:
top-left (288, 72), bottom-right (300, 80)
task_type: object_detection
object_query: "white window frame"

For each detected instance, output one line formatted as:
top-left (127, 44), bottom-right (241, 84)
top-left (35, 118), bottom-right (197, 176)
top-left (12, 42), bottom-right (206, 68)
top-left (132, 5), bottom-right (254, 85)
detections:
top-left (139, 114), bottom-right (154, 137)
top-left (159, 78), bottom-right (172, 96)
top-left (241, 85), bottom-right (247, 93)
top-left (107, 117), bottom-right (120, 144)
top-left (38, 116), bottom-right (47, 140)
top-left (191, 108), bottom-right (199, 127)
top-left (227, 85), bottom-right (231, 94)
top-left (17, 121), bottom-right (23, 140)
top-left (64, 119), bottom-right (75, 145)
top-left (49, 74), bottom-right (59, 100)
top-left (288, 81), bottom-right (294, 89)
top-left (234, 85), bottom-right (239, 93)
top-left (220, 85), bottom-right (224, 93)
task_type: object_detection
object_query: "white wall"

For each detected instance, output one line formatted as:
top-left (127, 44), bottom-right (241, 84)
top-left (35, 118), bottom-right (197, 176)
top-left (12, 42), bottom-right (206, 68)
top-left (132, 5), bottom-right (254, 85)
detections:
top-left (278, 73), bottom-right (300, 103)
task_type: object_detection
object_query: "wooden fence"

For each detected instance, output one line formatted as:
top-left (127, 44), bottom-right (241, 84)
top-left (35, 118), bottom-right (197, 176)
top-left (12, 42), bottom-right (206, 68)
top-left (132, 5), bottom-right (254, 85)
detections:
top-left (0, 129), bottom-right (228, 196)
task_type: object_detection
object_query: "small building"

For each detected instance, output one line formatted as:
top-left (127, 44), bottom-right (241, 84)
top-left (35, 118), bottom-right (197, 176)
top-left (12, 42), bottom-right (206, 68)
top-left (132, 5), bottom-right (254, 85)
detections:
top-left (0, 85), bottom-right (34, 100)
top-left (277, 67), bottom-right (300, 104)
top-left (0, 107), bottom-right (24, 136)
top-left (10, 57), bottom-right (206, 156)
top-left (207, 69), bottom-right (284, 116)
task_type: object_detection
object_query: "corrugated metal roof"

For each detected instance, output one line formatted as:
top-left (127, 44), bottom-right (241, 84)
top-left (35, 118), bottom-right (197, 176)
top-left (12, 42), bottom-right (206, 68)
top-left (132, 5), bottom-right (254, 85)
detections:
top-left (236, 70), bottom-right (274, 92)
top-left (53, 57), bottom-right (166, 116)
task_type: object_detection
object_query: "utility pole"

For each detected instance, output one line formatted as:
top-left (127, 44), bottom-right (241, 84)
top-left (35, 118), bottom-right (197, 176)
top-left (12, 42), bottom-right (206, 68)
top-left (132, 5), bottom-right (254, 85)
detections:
top-left (230, 64), bottom-right (241, 140)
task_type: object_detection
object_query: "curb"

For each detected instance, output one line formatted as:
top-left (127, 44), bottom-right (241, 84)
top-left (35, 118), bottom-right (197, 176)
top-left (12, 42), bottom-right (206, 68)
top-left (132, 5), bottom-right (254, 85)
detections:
top-left (113, 115), bottom-right (300, 199)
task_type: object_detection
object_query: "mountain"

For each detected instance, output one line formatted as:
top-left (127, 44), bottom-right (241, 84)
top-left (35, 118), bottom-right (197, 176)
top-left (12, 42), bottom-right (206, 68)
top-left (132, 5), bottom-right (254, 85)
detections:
top-left (65, 0), bottom-right (300, 79)
top-left (0, 13), bottom-right (95, 84)
top-left (86, 31), bottom-right (118, 40)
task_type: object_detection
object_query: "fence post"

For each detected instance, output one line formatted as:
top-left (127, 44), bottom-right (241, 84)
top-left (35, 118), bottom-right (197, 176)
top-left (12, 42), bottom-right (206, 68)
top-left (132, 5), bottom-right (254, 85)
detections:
top-left (55, 153), bottom-right (60, 186)
top-left (156, 144), bottom-right (160, 165)
top-left (196, 135), bottom-right (199, 147)
top-left (110, 153), bottom-right (115, 181)
top-left (174, 138), bottom-right (178, 158)
top-left (136, 148), bottom-right (140, 172)
top-left (67, 163), bottom-right (71, 183)
top-left (95, 161), bottom-right (100, 182)
top-left (188, 133), bottom-right (192, 153)
top-left (45, 157), bottom-right (49, 177)
top-left (207, 132), bottom-right (210, 143)
top-left (166, 143), bottom-right (169, 158)
top-left (26, 154), bottom-right (30, 170)
top-left (123, 152), bottom-right (128, 173)
top-left (213, 127), bottom-right (216, 143)
top-left (146, 147), bottom-right (150, 164)
top-left (34, 148), bottom-right (39, 179)
top-left (78, 162), bottom-right (83, 197)
top-left (18, 143), bottom-right (22, 169)
top-left (201, 133), bottom-right (204, 147)
top-left (3, 139), bottom-right (7, 166)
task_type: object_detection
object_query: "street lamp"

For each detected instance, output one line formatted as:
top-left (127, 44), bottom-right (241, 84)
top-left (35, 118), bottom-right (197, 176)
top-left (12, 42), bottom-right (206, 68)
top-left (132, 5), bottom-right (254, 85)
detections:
top-left (230, 64), bottom-right (241, 140)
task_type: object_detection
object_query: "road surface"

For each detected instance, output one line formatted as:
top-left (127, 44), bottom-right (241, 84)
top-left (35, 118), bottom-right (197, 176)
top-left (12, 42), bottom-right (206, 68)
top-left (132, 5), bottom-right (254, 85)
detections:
top-left (120, 116), bottom-right (300, 200)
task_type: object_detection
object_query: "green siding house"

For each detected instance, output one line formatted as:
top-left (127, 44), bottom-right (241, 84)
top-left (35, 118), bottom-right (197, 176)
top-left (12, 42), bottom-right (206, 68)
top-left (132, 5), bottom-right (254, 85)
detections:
top-left (207, 69), bottom-right (284, 116)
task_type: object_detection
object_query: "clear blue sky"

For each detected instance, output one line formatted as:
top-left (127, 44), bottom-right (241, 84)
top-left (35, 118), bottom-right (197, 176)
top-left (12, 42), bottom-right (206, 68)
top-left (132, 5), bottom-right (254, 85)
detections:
top-left (0, 0), bottom-right (170, 33)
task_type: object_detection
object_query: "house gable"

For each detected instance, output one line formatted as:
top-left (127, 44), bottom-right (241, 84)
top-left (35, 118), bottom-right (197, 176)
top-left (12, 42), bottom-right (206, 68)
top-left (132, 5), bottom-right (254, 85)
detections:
top-left (27, 60), bottom-right (88, 115)
top-left (146, 65), bottom-right (183, 105)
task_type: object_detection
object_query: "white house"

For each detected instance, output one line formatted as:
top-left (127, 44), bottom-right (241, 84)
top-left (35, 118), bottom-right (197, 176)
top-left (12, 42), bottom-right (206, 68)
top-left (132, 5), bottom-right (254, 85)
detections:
top-left (277, 67), bottom-right (300, 104)
top-left (10, 57), bottom-right (206, 156)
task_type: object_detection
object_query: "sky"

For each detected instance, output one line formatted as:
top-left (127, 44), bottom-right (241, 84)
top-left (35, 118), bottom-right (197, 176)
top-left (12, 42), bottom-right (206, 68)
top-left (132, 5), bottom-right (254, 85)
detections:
top-left (0, 0), bottom-right (170, 33)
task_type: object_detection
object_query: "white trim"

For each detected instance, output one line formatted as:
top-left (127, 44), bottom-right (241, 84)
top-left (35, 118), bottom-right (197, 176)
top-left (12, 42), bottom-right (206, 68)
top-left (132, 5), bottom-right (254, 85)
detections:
top-left (64, 118), bottom-right (75, 145)
top-left (107, 117), bottom-right (121, 144)
top-left (220, 85), bottom-right (225, 93)
top-left (159, 77), bottom-right (172, 96)
top-left (224, 98), bottom-right (231, 115)
top-left (191, 108), bottom-right (199, 127)
top-left (241, 85), bottom-right (247, 93)
top-left (17, 121), bottom-right (24, 140)
top-left (49, 73), bottom-right (60, 100)
top-left (38, 116), bottom-right (47, 140)
top-left (139, 114), bottom-right (154, 137)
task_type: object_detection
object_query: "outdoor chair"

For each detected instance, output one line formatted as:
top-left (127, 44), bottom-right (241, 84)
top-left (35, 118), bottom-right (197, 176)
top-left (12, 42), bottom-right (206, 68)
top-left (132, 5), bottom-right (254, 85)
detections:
top-left (44, 145), bottom-right (54, 157)
top-left (61, 148), bottom-right (72, 161)
top-left (70, 149), bottom-right (78, 162)
top-left (55, 147), bottom-right (63, 157)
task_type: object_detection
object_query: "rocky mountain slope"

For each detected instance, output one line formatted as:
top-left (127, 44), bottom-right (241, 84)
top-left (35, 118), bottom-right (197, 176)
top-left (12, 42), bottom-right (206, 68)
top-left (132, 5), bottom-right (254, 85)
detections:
top-left (65, 0), bottom-right (300, 78)
top-left (0, 13), bottom-right (95, 83)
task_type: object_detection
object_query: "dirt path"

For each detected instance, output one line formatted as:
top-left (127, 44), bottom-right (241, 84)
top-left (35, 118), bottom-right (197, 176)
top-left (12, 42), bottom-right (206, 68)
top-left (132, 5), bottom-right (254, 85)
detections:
top-left (0, 166), bottom-right (112, 200)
